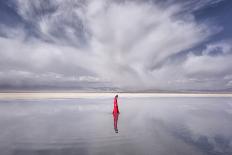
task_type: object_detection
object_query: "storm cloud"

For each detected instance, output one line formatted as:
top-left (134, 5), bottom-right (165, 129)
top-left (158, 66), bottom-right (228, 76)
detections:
top-left (0, 0), bottom-right (231, 91)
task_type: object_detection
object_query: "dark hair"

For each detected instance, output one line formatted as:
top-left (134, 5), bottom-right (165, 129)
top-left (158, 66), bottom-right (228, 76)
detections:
top-left (115, 95), bottom-right (118, 98)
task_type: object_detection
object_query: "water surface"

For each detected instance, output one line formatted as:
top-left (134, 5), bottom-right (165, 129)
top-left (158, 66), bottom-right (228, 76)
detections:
top-left (0, 97), bottom-right (232, 155)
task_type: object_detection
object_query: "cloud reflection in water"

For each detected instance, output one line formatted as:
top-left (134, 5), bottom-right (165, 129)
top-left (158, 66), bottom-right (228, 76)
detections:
top-left (0, 97), bottom-right (231, 155)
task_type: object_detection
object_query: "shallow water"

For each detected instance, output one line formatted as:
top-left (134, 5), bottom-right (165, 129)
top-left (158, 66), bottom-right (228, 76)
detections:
top-left (0, 97), bottom-right (232, 155)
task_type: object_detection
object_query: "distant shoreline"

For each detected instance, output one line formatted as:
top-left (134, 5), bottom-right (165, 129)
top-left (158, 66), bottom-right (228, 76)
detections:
top-left (1, 90), bottom-right (232, 94)
top-left (0, 92), bottom-right (232, 100)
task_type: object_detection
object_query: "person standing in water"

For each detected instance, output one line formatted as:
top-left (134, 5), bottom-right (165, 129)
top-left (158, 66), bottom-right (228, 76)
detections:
top-left (113, 95), bottom-right (120, 114)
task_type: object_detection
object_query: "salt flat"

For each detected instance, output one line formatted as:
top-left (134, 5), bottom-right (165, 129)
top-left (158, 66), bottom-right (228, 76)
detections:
top-left (0, 92), bottom-right (232, 100)
top-left (0, 97), bottom-right (232, 155)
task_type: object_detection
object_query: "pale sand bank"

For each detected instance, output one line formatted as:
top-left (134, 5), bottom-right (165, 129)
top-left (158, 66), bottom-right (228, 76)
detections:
top-left (0, 93), bottom-right (232, 99)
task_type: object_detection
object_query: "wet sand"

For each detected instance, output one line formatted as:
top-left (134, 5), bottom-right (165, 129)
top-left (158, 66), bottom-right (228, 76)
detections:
top-left (0, 97), bottom-right (232, 155)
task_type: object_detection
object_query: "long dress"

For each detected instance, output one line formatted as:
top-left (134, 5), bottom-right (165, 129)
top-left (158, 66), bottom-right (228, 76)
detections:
top-left (112, 97), bottom-right (120, 114)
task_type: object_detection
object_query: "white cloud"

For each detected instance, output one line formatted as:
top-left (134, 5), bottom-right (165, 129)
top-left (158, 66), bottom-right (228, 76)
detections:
top-left (183, 53), bottom-right (232, 76)
top-left (0, 0), bottom-right (231, 91)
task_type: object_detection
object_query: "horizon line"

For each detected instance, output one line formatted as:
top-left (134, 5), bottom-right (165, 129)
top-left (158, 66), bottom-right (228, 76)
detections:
top-left (1, 92), bottom-right (232, 100)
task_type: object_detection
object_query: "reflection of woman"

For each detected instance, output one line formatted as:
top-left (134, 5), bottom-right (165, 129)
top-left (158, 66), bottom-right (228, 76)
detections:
top-left (113, 113), bottom-right (119, 133)
top-left (112, 95), bottom-right (120, 114)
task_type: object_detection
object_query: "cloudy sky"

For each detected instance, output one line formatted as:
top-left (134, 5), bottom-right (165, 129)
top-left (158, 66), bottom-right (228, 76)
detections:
top-left (0, 0), bottom-right (232, 91)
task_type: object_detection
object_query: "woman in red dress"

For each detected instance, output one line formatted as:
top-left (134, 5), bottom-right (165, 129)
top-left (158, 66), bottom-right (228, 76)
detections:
top-left (112, 95), bottom-right (120, 114)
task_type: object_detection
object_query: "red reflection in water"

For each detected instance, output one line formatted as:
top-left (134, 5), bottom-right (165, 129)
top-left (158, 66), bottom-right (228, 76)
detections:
top-left (113, 112), bottom-right (119, 133)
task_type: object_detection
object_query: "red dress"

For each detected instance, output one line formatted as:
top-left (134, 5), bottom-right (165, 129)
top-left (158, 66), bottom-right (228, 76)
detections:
top-left (112, 97), bottom-right (120, 114)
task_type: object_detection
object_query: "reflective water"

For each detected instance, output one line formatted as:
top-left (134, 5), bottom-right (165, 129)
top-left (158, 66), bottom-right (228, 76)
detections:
top-left (0, 97), bottom-right (232, 155)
